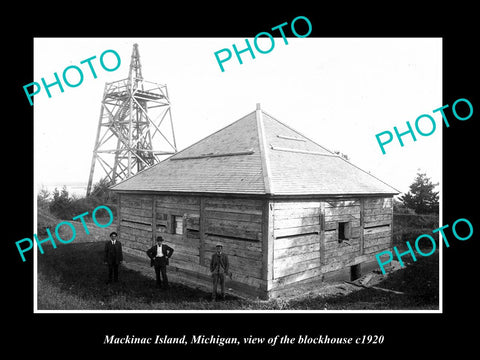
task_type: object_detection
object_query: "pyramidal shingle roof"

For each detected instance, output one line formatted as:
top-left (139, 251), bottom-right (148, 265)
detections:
top-left (111, 105), bottom-right (399, 196)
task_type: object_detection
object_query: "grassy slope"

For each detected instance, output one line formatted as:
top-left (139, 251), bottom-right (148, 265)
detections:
top-left (37, 242), bottom-right (439, 311)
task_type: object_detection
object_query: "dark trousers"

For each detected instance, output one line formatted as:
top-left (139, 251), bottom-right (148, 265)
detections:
top-left (154, 260), bottom-right (169, 288)
top-left (212, 272), bottom-right (225, 299)
top-left (108, 263), bottom-right (119, 282)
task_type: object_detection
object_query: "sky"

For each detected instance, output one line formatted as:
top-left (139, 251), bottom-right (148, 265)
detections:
top-left (33, 37), bottom-right (442, 197)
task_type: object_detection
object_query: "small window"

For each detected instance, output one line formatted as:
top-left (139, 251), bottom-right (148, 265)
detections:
top-left (338, 221), bottom-right (351, 242)
top-left (172, 215), bottom-right (184, 235)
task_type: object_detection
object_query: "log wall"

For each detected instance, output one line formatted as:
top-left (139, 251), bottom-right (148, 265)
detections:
top-left (362, 197), bottom-right (393, 256)
top-left (272, 201), bottom-right (322, 288)
top-left (118, 193), bottom-right (265, 294)
top-left (118, 193), bottom-right (393, 298)
top-left (118, 193), bottom-right (154, 259)
top-left (271, 196), bottom-right (393, 292)
top-left (321, 199), bottom-right (362, 274)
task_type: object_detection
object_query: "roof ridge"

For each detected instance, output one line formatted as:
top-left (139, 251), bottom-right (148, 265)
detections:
top-left (255, 106), bottom-right (272, 195)
top-left (168, 109), bottom-right (257, 160)
top-left (111, 105), bottom-right (399, 196)
top-left (260, 109), bottom-right (336, 155)
top-left (111, 109), bottom-right (258, 191)
top-left (261, 109), bottom-right (399, 194)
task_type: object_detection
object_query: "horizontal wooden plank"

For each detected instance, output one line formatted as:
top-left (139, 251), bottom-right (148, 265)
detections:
top-left (274, 233), bottom-right (319, 250)
top-left (364, 232), bottom-right (392, 243)
top-left (273, 201), bottom-right (322, 210)
top-left (364, 219), bottom-right (392, 228)
top-left (205, 235), bottom-right (262, 251)
top-left (364, 236), bottom-right (391, 248)
top-left (186, 229), bottom-right (200, 239)
top-left (170, 258), bottom-right (210, 276)
top-left (324, 244), bottom-right (360, 259)
top-left (121, 213), bottom-right (152, 225)
top-left (204, 198), bottom-right (264, 213)
top-left (124, 193), bottom-right (153, 201)
top-left (325, 220), bottom-right (360, 231)
top-left (123, 247), bottom-right (149, 260)
top-left (324, 199), bottom-right (360, 208)
top-left (324, 205), bottom-right (360, 217)
top-left (206, 197), bottom-right (264, 207)
top-left (274, 257), bottom-right (321, 279)
top-left (205, 210), bottom-right (263, 223)
top-left (274, 251), bottom-right (319, 269)
top-left (173, 252), bottom-right (200, 264)
top-left (324, 213), bottom-right (360, 222)
top-left (364, 225), bottom-right (391, 235)
top-left (324, 237), bottom-right (360, 250)
top-left (156, 204), bottom-right (200, 213)
top-left (274, 242), bottom-right (320, 260)
top-left (155, 195), bottom-right (201, 206)
top-left (206, 225), bottom-right (261, 241)
top-left (161, 234), bottom-right (199, 248)
top-left (230, 272), bottom-right (265, 288)
top-left (121, 206), bottom-right (152, 217)
top-left (321, 254), bottom-right (372, 273)
top-left (363, 243), bottom-right (392, 255)
top-left (273, 207), bottom-right (321, 220)
top-left (204, 205), bottom-right (263, 216)
top-left (205, 218), bottom-right (262, 232)
top-left (364, 203), bottom-right (392, 211)
top-left (140, 199), bottom-right (153, 209)
top-left (169, 242), bottom-right (200, 256)
top-left (120, 194), bottom-right (153, 209)
top-left (274, 216), bottom-right (320, 230)
top-left (364, 197), bottom-right (392, 207)
top-left (272, 267), bottom-right (323, 288)
top-left (122, 238), bottom-right (150, 252)
top-left (324, 249), bottom-right (364, 265)
top-left (364, 208), bottom-right (392, 216)
top-left (274, 224), bottom-right (320, 238)
top-left (324, 230), bottom-right (337, 242)
top-left (205, 249), bottom-right (263, 268)
top-left (204, 244), bottom-right (263, 261)
top-left (120, 199), bottom-right (142, 209)
top-left (120, 223), bottom-right (152, 237)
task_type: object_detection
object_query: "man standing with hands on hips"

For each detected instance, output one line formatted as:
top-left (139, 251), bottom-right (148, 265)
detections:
top-left (147, 236), bottom-right (174, 289)
top-left (210, 243), bottom-right (230, 301)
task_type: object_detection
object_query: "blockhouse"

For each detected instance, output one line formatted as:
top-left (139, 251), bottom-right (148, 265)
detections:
top-left (110, 104), bottom-right (398, 299)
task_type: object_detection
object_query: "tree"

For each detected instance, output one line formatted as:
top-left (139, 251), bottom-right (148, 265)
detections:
top-left (399, 172), bottom-right (439, 214)
top-left (37, 186), bottom-right (51, 210)
top-left (49, 186), bottom-right (73, 219)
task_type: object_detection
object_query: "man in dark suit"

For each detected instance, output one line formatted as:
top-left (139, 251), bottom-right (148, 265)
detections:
top-left (104, 231), bottom-right (123, 284)
top-left (210, 243), bottom-right (230, 301)
top-left (146, 236), bottom-right (174, 289)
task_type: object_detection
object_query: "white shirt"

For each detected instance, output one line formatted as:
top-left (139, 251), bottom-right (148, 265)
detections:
top-left (156, 244), bottom-right (164, 258)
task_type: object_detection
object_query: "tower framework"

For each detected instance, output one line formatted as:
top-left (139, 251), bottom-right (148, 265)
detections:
top-left (86, 44), bottom-right (177, 196)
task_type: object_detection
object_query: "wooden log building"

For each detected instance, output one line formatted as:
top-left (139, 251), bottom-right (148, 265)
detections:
top-left (110, 104), bottom-right (398, 299)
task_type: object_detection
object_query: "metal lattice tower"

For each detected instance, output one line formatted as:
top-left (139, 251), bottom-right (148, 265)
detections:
top-left (86, 43), bottom-right (177, 196)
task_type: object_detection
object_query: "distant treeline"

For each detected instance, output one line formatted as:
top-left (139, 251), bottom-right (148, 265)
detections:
top-left (38, 179), bottom-right (117, 221)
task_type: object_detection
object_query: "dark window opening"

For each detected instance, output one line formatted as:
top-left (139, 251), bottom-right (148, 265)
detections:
top-left (338, 221), bottom-right (350, 243)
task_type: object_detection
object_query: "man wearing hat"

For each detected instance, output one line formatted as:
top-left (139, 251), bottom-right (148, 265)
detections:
top-left (147, 236), bottom-right (174, 289)
top-left (104, 231), bottom-right (123, 284)
top-left (209, 243), bottom-right (230, 300)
